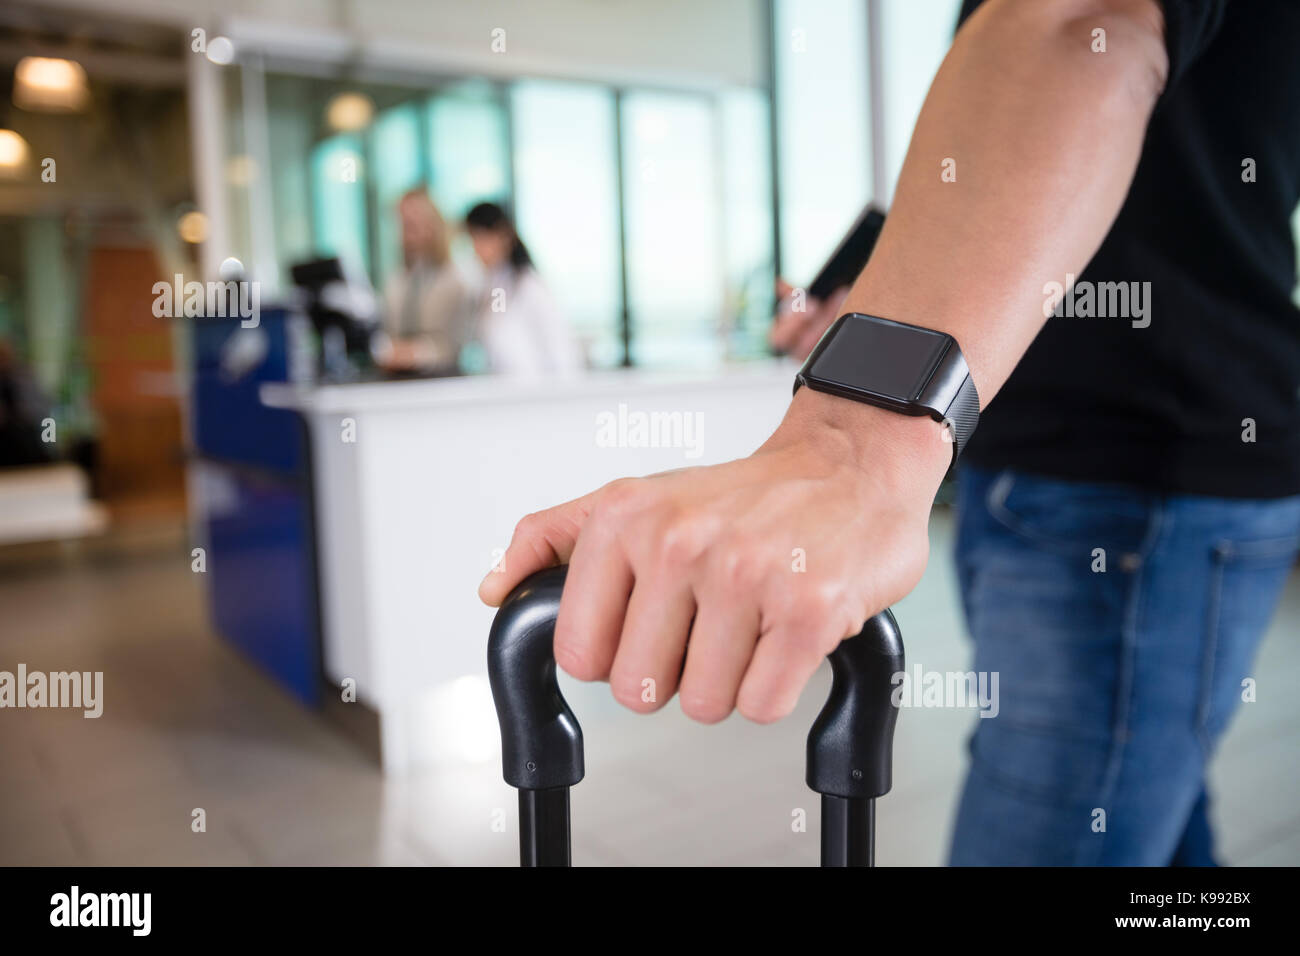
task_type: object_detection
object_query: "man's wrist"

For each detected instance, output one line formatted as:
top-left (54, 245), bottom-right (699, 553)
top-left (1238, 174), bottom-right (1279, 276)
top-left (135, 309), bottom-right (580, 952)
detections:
top-left (777, 388), bottom-right (954, 489)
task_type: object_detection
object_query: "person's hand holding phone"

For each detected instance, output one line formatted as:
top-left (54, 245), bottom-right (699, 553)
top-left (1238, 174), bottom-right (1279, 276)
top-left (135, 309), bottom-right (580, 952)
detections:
top-left (768, 279), bottom-right (850, 361)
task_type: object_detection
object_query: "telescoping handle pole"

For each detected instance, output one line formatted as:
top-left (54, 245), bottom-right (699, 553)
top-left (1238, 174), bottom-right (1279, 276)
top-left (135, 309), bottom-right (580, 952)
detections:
top-left (806, 607), bottom-right (904, 867)
top-left (486, 566), bottom-right (579, 866)
top-left (486, 566), bottom-right (904, 867)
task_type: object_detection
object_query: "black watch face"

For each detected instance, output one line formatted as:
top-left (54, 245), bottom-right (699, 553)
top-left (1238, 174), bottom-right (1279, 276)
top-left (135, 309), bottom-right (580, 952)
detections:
top-left (807, 314), bottom-right (949, 402)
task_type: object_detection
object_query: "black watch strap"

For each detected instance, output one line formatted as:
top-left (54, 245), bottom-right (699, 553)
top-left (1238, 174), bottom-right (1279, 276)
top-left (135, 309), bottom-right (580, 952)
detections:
top-left (940, 373), bottom-right (980, 460)
top-left (793, 370), bottom-right (979, 461)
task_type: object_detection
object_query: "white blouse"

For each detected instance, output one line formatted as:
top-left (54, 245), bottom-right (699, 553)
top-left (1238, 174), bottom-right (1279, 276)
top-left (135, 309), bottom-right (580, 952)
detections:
top-left (476, 266), bottom-right (583, 378)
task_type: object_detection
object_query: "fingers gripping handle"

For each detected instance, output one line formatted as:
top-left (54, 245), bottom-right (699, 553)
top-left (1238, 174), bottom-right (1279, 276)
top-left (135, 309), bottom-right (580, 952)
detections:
top-left (806, 607), bottom-right (904, 799)
top-left (487, 567), bottom-right (903, 866)
top-left (486, 565), bottom-right (584, 791)
top-left (488, 567), bottom-right (902, 797)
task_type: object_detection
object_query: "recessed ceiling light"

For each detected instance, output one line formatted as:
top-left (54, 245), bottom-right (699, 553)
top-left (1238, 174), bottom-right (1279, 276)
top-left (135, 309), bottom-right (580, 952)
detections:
top-left (0, 128), bottom-right (31, 177)
top-left (177, 210), bottom-right (209, 244)
top-left (326, 92), bottom-right (375, 132)
top-left (13, 57), bottom-right (89, 113)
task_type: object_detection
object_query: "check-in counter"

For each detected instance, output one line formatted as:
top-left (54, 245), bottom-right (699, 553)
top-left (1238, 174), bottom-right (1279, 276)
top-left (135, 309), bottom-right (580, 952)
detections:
top-left (262, 361), bottom-right (797, 773)
top-left (191, 309), bottom-right (322, 706)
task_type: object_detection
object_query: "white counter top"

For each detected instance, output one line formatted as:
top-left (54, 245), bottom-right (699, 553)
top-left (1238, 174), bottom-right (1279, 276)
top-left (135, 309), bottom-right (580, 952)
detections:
top-left (260, 360), bottom-right (798, 414)
top-left (261, 358), bottom-right (799, 773)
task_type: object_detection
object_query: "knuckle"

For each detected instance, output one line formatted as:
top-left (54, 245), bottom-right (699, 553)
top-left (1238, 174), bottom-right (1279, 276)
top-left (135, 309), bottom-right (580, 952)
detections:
top-left (774, 598), bottom-right (850, 660)
top-left (789, 623), bottom-right (833, 660)
top-left (656, 512), bottom-right (713, 568)
top-left (712, 539), bottom-right (762, 592)
top-left (512, 510), bottom-right (546, 540)
top-left (785, 586), bottom-right (836, 631)
top-left (597, 477), bottom-right (644, 519)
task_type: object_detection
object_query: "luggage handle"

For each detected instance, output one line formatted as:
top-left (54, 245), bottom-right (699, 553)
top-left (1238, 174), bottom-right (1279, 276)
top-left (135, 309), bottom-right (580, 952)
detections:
top-left (486, 565), bottom-right (904, 866)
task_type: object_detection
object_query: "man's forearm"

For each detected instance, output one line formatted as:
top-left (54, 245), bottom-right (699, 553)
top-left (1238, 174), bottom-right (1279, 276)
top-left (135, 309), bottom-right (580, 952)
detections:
top-left (842, 0), bottom-right (1168, 404)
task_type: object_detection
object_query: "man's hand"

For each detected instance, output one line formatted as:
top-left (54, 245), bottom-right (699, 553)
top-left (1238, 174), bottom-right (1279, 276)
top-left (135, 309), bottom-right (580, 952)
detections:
top-left (768, 279), bottom-right (849, 361)
top-left (479, 390), bottom-right (951, 724)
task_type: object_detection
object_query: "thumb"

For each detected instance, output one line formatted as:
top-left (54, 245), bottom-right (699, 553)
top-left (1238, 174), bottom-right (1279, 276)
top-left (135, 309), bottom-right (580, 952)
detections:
top-left (477, 491), bottom-right (597, 606)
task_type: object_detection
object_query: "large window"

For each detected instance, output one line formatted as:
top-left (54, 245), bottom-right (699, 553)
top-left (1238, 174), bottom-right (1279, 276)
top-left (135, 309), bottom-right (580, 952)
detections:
top-left (621, 91), bottom-right (723, 368)
top-left (227, 3), bottom-right (990, 373)
top-left (719, 88), bottom-right (775, 360)
top-left (308, 85), bottom-right (513, 291)
top-left (511, 81), bottom-right (622, 367)
top-left (426, 81), bottom-right (511, 221)
top-left (310, 133), bottom-right (369, 277)
top-left (259, 69), bottom-right (776, 369)
top-left (772, 0), bottom-right (873, 286)
top-left (370, 102), bottom-right (424, 284)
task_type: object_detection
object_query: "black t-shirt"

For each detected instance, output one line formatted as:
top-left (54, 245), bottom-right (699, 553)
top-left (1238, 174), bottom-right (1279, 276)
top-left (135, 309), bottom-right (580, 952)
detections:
top-left (958, 0), bottom-right (1300, 498)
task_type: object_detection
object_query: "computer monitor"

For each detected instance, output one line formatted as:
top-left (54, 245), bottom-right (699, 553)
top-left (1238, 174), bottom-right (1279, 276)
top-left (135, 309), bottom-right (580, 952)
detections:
top-left (289, 257), bottom-right (380, 378)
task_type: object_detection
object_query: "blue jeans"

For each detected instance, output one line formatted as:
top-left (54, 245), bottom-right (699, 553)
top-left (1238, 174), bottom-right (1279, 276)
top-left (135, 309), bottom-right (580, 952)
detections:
top-left (949, 466), bottom-right (1300, 865)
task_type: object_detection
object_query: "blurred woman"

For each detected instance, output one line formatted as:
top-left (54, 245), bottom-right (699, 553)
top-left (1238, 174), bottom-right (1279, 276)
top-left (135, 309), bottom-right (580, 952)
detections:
top-left (464, 202), bottom-right (582, 378)
top-left (379, 188), bottom-right (469, 374)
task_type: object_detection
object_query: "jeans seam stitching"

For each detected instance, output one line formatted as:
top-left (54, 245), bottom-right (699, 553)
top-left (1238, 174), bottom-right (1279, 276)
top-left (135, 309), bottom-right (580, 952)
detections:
top-left (1089, 498), bottom-right (1165, 865)
top-left (1198, 556), bottom-right (1225, 755)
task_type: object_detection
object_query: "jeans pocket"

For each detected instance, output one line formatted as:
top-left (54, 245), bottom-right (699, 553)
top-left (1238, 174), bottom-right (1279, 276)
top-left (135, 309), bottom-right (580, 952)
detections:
top-left (1200, 532), bottom-right (1300, 748)
top-left (983, 469), bottom-right (1152, 561)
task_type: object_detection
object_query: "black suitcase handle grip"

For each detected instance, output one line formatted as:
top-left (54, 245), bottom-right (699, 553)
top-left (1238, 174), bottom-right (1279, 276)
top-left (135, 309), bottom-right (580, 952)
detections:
top-left (486, 565), bottom-right (904, 866)
top-left (488, 566), bottom-right (583, 792)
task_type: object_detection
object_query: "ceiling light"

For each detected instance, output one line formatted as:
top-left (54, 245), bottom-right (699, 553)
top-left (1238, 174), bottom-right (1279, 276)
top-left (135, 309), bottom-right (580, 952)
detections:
top-left (13, 57), bottom-right (89, 113)
top-left (177, 211), bottom-right (209, 244)
top-left (326, 92), bottom-right (374, 132)
top-left (0, 128), bottom-right (30, 178)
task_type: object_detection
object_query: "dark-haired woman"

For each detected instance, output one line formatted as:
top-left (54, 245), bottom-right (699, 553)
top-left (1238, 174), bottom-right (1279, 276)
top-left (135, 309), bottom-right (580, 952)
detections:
top-left (464, 202), bottom-right (582, 378)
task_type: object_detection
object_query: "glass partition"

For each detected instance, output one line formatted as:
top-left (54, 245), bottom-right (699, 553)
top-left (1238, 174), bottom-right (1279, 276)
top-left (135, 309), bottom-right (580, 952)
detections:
top-left (310, 133), bottom-right (369, 277)
top-left (772, 0), bottom-right (872, 285)
top-left (371, 102), bottom-right (424, 283)
top-left (511, 80), bottom-right (622, 367)
top-left (621, 91), bottom-right (722, 368)
top-left (249, 61), bottom-right (778, 368)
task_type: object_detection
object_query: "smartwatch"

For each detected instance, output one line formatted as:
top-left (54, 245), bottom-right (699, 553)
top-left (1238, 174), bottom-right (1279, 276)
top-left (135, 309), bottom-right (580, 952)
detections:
top-left (793, 312), bottom-right (980, 461)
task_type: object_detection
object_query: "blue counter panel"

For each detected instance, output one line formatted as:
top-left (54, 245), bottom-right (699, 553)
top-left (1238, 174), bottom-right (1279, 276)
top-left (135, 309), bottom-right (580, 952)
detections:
top-left (203, 466), bottom-right (321, 705)
top-left (191, 308), bottom-right (306, 476)
top-left (191, 307), bottom-right (322, 706)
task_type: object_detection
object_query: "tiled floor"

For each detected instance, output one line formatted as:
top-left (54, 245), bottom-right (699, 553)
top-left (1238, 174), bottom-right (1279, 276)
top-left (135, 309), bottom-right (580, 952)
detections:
top-left (1, 509), bottom-right (1297, 866)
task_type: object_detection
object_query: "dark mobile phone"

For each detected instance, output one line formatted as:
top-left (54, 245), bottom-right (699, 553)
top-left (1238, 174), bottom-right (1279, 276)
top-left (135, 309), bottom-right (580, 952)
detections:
top-left (807, 205), bottom-right (886, 301)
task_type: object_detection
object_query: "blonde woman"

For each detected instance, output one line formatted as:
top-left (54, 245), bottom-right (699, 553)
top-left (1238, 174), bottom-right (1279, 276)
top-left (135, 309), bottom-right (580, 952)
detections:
top-left (378, 188), bottom-right (469, 374)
